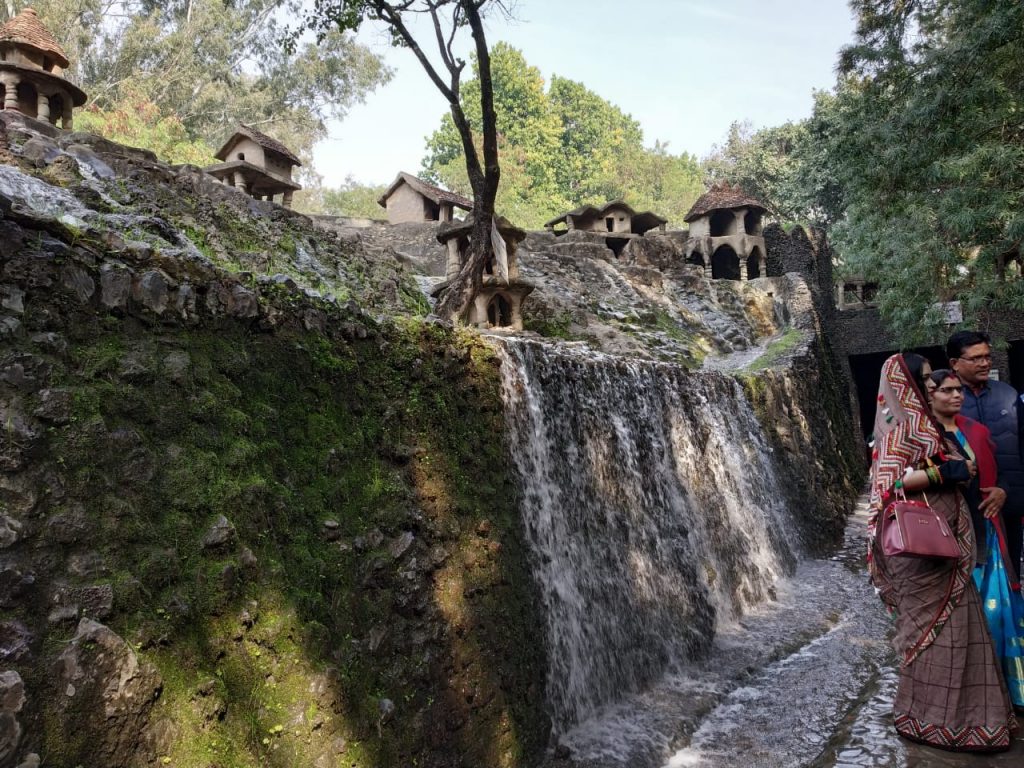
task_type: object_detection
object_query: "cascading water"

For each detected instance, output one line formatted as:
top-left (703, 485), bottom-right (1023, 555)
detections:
top-left (498, 338), bottom-right (799, 735)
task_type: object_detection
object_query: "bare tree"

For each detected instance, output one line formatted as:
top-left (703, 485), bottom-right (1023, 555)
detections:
top-left (299, 0), bottom-right (507, 323)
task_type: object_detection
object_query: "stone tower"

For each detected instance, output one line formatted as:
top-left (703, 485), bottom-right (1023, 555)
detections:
top-left (0, 8), bottom-right (87, 129)
top-left (683, 183), bottom-right (768, 280)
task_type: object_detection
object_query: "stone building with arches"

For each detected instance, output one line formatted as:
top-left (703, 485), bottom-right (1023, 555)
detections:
top-left (432, 216), bottom-right (534, 330)
top-left (0, 8), bottom-right (87, 130)
top-left (683, 183), bottom-right (767, 280)
top-left (205, 124), bottom-right (302, 208)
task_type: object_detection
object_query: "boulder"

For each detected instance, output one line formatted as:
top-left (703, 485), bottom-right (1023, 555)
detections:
top-left (0, 670), bottom-right (25, 767)
top-left (50, 619), bottom-right (161, 767)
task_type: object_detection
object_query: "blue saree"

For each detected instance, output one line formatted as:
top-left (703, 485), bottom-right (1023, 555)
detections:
top-left (972, 519), bottom-right (1024, 708)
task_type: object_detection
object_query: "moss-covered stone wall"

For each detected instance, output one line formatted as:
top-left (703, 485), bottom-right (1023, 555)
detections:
top-left (0, 212), bottom-right (549, 768)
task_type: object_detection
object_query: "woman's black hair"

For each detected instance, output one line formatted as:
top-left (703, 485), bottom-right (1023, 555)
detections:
top-left (902, 353), bottom-right (931, 394)
top-left (928, 368), bottom-right (961, 386)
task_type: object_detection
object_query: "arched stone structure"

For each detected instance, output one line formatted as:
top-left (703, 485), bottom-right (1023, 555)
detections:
top-left (432, 216), bottom-right (535, 331)
top-left (0, 9), bottom-right (87, 129)
top-left (683, 183), bottom-right (769, 281)
top-left (712, 245), bottom-right (741, 281)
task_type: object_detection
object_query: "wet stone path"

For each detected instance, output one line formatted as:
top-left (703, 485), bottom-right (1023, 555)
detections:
top-left (549, 495), bottom-right (1024, 768)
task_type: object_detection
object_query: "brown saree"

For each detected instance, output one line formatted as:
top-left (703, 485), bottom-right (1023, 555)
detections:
top-left (872, 485), bottom-right (1015, 750)
top-left (868, 355), bottom-right (1015, 751)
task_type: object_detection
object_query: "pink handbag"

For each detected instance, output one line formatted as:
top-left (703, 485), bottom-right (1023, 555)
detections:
top-left (880, 495), bottom-right (960, 560)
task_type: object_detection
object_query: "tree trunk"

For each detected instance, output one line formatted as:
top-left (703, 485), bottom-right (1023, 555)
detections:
top-left (433, 0), bottom-right (500, 323)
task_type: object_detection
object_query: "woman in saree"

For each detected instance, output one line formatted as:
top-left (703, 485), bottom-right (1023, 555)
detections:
top-left (868, 353), bottom-right (1015, 751)
top-left (926, 368), bottom-right (1024, 711)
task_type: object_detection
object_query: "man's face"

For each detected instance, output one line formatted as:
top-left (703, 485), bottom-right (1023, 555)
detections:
top-left (950, 342), bottom-right (992, 386)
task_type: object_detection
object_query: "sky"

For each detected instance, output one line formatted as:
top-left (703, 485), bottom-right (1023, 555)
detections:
top-left (312, 0), bottom-right (857, 188)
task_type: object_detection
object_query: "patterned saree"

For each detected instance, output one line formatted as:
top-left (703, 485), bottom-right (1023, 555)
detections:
top-left (868, 355), bottom-right (1016, 751)
top-left (972, 518), bottom-right (1024, 709)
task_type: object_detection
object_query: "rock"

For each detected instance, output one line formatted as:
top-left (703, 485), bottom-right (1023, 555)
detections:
top-left (201, 514), bottom-right (236, 550)
top-left (239, 547), bottom-right (258, 570)
top-left (0, 670), bottom-right (25, 767)
top-left (16, 752), bottom-right (39, 768)
top-left (132, 270), bottom-right (169, 314)
top-left (61, 263), bottom-right (95, 303)
top-left (44, 505), bottom-right (88, 545)
top-left (99, 263), bottom-right (132, 309)
top-left (388, 531), bottom-right (414, 559)
top-left (20, 136), bottom-right (60, 165)
top-left (0, 567), bottom-right (34, 609)
top-left (353, 528), bottom-right (384, 552)
top-left (65, 144), bottom-right (116, 179)
top-left (0, 285), bottom-right (23, 314)
top-left (321, 519), bottom-right (341, 542)
top-left (554, 742), bottom-right (572, 760)
top-left (29, 331), bottom-right (66, 354)
top-left (34, 387), bottom-right (72, 424)
top-left (0, 622), bottom-right (32, 662)
top-left (0, 515), bottom-right (20, 549)
top-left (50, 619), bottom-right (162, 767)
top-left (229, 285), bottom-right (259, 318)
top-left (475, 520), bottom-right (492, 538)
top-left (162, 350), bottom-right (190, 383)
top-left (0, 406), bottom-right (40, 471)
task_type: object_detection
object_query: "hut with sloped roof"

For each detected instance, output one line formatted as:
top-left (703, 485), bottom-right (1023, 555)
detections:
top-left (544, 200), bottom-right (667, 236)
top-left (0, 8), bottom-right (87, 129)
top-left (205, 124), bottom-right (302, 208)
top-left (378, 172), bottom-right (472, 224)
top-left (684, 183), bottom-right (767, 280)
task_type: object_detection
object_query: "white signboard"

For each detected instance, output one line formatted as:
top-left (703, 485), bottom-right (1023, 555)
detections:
top-left (934, 301), bottom-right (963, 324)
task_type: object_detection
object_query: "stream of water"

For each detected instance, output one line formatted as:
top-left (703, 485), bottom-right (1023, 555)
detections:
top-left (497, 338), bottom-right (1024, 767)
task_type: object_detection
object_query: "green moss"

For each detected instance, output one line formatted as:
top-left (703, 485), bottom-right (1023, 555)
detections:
top-left (34, 317), bottom-right (547, 767)
top-left (745, 327), bottom-right (803, 372)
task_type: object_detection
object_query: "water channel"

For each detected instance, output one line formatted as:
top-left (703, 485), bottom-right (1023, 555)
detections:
top-left (497, 338), bottom-right (1024, 768)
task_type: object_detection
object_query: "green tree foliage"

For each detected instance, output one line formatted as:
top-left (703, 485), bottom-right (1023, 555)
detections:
top-left (75, 92), bottom-right (217, 166)
top-left (423, 44), bottom-right (703, 228)
top-left (701, 117), bottom-right (842, 227)
top-left (298, 0), bottom-right (507, 322)
top-left (319, 176), bottom-right (388, 219)
top-left (6, 0), bottom-right (390, 171)
top-left (822, 0), bottom-right (1024, 343)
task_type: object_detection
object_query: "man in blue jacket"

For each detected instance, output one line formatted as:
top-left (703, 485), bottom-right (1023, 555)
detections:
top-left (948, 330), bottom-right (1024, 581)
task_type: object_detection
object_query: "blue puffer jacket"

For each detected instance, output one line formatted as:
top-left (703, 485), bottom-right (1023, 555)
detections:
top-left (960, 380), bottom-right (1024, 506)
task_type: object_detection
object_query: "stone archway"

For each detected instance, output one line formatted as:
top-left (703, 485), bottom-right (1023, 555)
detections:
top-left (711, 245), bottom-right (741, 280)
top-left (746, 247), bottom-right (763, 279)
top-left (487, 294), bottom-right (513, 327)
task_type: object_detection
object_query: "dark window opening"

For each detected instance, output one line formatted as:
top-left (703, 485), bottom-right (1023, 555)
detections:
top-left (686, 250), bottom-right (705, 268)
top-left (746, 250), bottom-right (762, 279)
top-left (48, 94), bottom-right (63, 121)
top-left (711, 246), bottom-right (741, 280)
top-left (605, 217), bottom-right (615, 232)
top-left (43, 56), bottom-right (51, 71)
top-left (16, 82), bottom-right (37, 118)
top-left (710, 210), bottom-right (733, 237)
top-left (862, 283), bottom-right (879, 303)
top-left (424, 200), bottom-right (440, 221)
top-left (487, 294), bottom-right (513, 327)
top-left (744, 209), bottom-right (761, 235)
top-left (237, 152), bottom-right (245, 161)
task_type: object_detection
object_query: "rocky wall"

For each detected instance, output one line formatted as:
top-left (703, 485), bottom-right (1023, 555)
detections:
top-left (0, 118), bottom-right (549, 768)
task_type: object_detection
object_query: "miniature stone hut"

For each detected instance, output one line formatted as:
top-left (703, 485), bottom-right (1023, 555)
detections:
top-left (683, 184), bottom-right (767, 280)
top-left (0, 8), bottom-right (87, 129)
top-left (378, 171), bottom-right (472, 224)
top-left (431, 216), bottom-right (534, 331)
top-left (544, 200), bottom-right (667, 236)
top-left (205, 124), bottom-right (302, 208)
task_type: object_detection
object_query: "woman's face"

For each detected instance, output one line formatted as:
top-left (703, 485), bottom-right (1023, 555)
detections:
top-left (930, 375), bottom-right (964, 417)
top-left (922, 363), bottom-right (935, 401)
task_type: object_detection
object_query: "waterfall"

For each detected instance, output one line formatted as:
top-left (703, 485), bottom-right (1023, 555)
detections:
top-left (498, 338), bottom-right (799, 734)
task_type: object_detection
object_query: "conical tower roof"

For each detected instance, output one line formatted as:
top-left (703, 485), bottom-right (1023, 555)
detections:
top-left (0, 8), bottom-right (70, 69)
